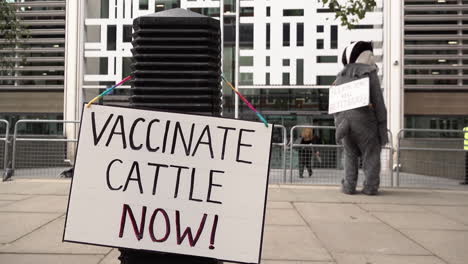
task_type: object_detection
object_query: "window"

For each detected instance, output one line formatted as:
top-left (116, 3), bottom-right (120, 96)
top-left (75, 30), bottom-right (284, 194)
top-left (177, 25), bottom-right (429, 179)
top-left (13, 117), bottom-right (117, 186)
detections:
top-left (240, 7), bottom-right (254, 17)
top-left (87, 0), bottom-right (109, 18)
top-left (317, 8), bottom-right (333, 13)
top-left (107, 25), bottom-right (116, 50)
top-left (297, 23), bottom-right (304, 46)
top-left (240, 73), bottom-right (253, 85)
top-left (317, 76), bottom-right (335, 85)
top-left (240, 56), bottom-right (254, 66)
top-left (296, 59), bottom-right (304, 85)
top-left (139, 0), bottom-right (148, 10)
top-left (240, 23), bottom-right (254, 49)
top-left (85, 25), bottom-right (100, 42)
top-left (316, 39), bottom-right (324, 49)
top-left (155, 4), bottom-right (165, 12)
top-left (266, 6), bottom-right (270, 16)
top-left (283, 9), bottom-right (304, 16)
top-left (123, 25), bottom-right (132, 42)
top-left (266, 56), bottom-right (270, 66)
top-left (155, 0), bottom-right (179, 11)
top-left (266, 23), bottom-right (270, 49)
top-left (85, 57), bottom-right (108, 74)
top-left (101, 0), bottom-right (109, 18)
top-left (317, 25), bottom-right (324, 32)
top-left (265, 73), bottom-right (270, 85)
top-left (317, 56), bottom-right (338, 63)
top-left (122, 57), bottom-right (132, 79)
top-left (352, 25), bottom-right (375, 29)
top-left (282, 59), bottom-right (290, 66)
top-left (189, 7), bottom-right (221, 17)
top-left (283, 23), bottom-right (290, 46)
top-left (282, 73), bottom-right (290, 85)
top-left (330, 25), bottom-right (338, 49)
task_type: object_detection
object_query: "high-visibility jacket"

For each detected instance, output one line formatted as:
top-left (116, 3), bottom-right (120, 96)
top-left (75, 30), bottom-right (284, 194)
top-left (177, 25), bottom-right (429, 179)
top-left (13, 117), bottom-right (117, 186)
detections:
top-left (464, 127), bottom-right (468, 150)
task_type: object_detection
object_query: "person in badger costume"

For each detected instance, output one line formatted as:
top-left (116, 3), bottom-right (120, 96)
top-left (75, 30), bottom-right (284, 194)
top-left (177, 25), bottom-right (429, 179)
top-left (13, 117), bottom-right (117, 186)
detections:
top-left (334, 41), bottom-right (388, 195)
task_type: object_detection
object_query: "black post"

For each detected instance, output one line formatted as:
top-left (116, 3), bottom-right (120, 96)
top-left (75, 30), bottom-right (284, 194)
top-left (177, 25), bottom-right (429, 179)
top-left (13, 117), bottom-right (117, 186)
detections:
top-left (129, 8), bottom-right (222, 116)
top-left (119, 8), bottom-right (222, 264)
top-left (462, 151), bottom-right (468, 185)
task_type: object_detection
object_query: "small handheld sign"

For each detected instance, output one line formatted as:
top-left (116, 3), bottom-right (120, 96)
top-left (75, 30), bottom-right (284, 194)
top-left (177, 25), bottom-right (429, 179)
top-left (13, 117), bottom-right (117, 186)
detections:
top-left (328, 77), bottom-right (370, 114)
top-left (63, 105), bottom-right (272, 264)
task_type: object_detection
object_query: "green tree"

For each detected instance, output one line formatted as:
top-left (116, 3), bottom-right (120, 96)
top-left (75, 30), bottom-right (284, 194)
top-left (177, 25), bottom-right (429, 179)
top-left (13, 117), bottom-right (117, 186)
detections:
top-left (0, 1), bottom-right (29, 71)
top-left (320, 0), bottom-right (377, 29)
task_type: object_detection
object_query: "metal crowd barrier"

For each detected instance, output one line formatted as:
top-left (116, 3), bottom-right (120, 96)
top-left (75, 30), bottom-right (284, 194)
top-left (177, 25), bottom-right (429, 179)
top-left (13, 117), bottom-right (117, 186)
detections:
top-left (270, 125), bottom-right (287, 184)
top-left (396, 128), bottom-right (467, 189)
top-left (288, 125), bottom-right (394, 187)
top-left (11, 120), bottom-right (79, 179)
top-left (0, 120), bottom-right (10, 180)
top-left (6, 118), bottom-right (468, 191)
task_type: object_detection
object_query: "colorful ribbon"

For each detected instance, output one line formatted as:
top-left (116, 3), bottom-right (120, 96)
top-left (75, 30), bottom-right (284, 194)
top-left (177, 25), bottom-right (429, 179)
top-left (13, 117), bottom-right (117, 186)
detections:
top-left (86, 75), bottom-right (269, 128)
top-left (86, 75), bottom-right (133, 108)
top-left (221, 75), bottom-right (269, 128)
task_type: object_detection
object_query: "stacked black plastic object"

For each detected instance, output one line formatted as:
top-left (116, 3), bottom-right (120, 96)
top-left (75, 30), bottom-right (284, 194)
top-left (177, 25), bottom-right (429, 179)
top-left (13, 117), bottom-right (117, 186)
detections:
top-left (119, 8), bottom-right (221, 264)
top-left (129, 8), bottom-right (222, 117)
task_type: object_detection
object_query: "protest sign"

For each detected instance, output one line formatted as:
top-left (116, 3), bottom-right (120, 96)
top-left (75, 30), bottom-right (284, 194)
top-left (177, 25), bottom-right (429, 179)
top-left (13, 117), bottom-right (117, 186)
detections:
top-left (63, 105), bottom-right (272, 264)
top-left (328, 77), bottom-right (370, 114)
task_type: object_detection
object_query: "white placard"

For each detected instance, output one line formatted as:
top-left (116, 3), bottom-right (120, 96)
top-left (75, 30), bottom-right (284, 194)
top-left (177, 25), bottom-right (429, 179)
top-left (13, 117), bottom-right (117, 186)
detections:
top-left (328, 77), bottom-right (370, 114)
top-left (63, 105), bottom-right (272, 264)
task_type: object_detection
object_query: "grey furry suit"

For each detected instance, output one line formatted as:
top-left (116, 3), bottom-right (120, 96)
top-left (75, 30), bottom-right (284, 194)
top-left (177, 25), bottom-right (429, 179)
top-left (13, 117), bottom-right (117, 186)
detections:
top-left (333, 63), bottom-right (388, 194)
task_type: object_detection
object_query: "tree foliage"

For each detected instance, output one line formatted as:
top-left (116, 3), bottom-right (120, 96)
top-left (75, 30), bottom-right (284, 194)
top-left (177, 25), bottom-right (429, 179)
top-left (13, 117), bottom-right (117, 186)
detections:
top-left (0, 1), bottom-right (29, 71)
top-left (320, 0), bottom-right (377, 29)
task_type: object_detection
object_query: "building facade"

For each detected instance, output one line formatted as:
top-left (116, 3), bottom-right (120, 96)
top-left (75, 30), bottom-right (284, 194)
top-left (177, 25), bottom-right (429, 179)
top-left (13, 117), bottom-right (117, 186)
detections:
top-left (77, 0), bottom-right (384, 144)
top-left (402, 0), bottom-right (468, 132)
top-left (1, 0), bottom-right (467, 143)
top-left (0, 0), bottom-right (66, 134)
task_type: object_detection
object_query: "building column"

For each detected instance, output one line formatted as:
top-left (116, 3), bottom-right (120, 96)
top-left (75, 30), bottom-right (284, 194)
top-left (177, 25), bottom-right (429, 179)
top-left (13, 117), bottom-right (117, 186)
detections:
top-left (383, 0), bottom-right (403, 151)
top-left (64, 0), bottom-right (84, 158)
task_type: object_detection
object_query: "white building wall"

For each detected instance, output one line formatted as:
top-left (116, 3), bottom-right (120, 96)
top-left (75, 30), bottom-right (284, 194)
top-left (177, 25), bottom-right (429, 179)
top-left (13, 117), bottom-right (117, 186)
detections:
top-left (82, 0), bottom-right (383, 89)
top-left (238, 0), bottom-right (383, 87)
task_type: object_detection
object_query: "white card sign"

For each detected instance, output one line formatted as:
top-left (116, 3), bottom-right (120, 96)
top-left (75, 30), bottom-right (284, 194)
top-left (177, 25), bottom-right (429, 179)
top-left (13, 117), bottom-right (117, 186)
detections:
top-left (63, 105), bottom-right (272, 264)
top-left (328, 77), bottom-right (370, 114)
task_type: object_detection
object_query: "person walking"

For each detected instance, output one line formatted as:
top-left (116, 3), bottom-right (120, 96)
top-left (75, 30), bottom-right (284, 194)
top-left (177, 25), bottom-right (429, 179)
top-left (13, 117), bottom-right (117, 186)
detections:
top-left (297, 128), bottom-right (320, 178)
top-left (333, 41), bottom-right (388, 195)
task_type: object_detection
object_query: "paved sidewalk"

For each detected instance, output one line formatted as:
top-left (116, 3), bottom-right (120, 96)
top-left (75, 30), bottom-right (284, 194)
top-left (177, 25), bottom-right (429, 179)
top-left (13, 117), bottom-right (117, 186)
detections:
top-left (0, 180), bottom-right (467, 264)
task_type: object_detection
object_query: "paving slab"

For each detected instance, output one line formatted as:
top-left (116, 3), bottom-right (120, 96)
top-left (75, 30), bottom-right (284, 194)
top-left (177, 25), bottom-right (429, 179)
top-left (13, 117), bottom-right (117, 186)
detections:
top-left (0, 195), bottom-right (68, 213)
top-left (0, 201), bottom-right (15, 207)
top-left (0, 217), bottom-right (111, 255)
top-left (261, 225), bottom-right (332, 261)
top-left (266, 201), bottom-right (293, 209)
top-left (359, 204), bottom-right (428, 213)
top-left (308, 222), bottom-right (430, 255)
top-left (402, 229), bottom-right (468, 264)
top-left (261, 261), bottom-right (335, 264)
top-left (99, 248), bottom-right (120, 264)
top-left (432, 192), bottom-right (468, 206)
top-left (0, 212), bottom-right (61, 243)
top-left (267, 188), bottom-right (296, 202)
top-left (337, 189), bottom-right (468, 205)
top-left (333, 253), bottom-right (446, 264)
top-left (0, 194), bottom-right (30, 201)
top-left (295, 203), bottom-right (380, 224)
top-left (268, 186), bottom-right (344, 203)
top-left (265, 209), bottom-right (306, 226)
top-left (373, 211), bottom-right (468, 230)
top-left (425, 206), bottom-right (468, 226)
top-left (0, 180), bottom-right (71, 196)
top-left (0, 253), bottom-right (103, 264)
top-left (280, 187), bottom-right (343, 203)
